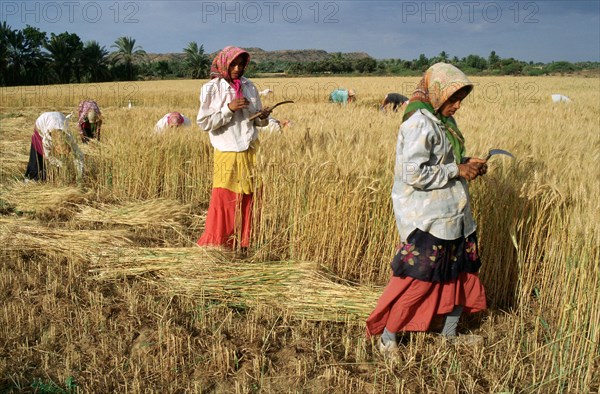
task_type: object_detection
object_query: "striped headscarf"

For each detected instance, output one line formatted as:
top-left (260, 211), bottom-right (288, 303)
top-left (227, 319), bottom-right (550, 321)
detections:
top-left (210, 46), bottom-right (250, 98)
top-left (403, 63), bottom-right (473, 164)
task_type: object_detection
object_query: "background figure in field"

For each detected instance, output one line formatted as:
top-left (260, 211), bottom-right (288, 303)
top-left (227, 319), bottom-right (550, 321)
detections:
top-left (259, 89), bottom-right (273, 97)
top-left (256, 117), bottom-right (291, 133)
top-left (366, 63), bottom-right (488, 354)
top-left (550, 94), bottom-right (572, 103)
top-left (196, 46), bottom-right (271, 250)
top-left (77, 100), bottom-right (102, 143)
top-left (154, 112), bottom-right (192, 133)
top-left (25, 112), bottom-right (84, 182)
top-left (380, 93), bottom-right (409, 113)
top-left (329, 88), bottom-right (355, 105)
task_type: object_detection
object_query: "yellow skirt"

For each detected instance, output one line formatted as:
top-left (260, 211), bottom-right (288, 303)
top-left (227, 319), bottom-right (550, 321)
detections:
top-left (212, 141), bottom-right (258, 194)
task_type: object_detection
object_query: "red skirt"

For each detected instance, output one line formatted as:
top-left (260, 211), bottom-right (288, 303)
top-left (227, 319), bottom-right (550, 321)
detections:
top-left (197, 188), bottom-right (253, 248)
top-left (366, 272), bottom-right (486, 336)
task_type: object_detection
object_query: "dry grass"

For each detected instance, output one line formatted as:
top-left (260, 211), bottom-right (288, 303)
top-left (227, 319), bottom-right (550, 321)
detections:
top-left (89, 247), bottom-right (381, 322)
top-left (0, 76), bottom-right (599, 393)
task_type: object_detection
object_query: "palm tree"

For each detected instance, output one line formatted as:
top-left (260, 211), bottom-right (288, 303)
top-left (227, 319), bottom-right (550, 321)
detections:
top-left (439, 51), bottom-right (449, 63)
top-left (44, 32), bottom-right (83, 83)
top-left (111, 36), bottom-right (146, 80)
top-left (1, 24), bottom-right (51, 86)
top-left (82, 41), bottom-right (110, 82)
top-left (21, 26), bottom-right (48, 85)
top-left (488, 51), bottom-right (500, 70)
top-left (0, 22), bottom-right (12, 85)
top-left (183, 42), bottom-right (210, 79)
top-left (2, 22), bottom-right (31, 86)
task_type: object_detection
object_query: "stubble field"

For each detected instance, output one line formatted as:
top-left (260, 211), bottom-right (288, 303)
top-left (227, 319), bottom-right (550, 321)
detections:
top-left (0, 75), bottom-right (598, 393)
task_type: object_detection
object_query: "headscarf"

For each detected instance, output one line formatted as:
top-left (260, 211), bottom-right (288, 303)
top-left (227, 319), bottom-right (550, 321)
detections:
top-left (87, 109), bottom-right (97, 123)
top-left (402, 63), bottom-right (473, 164)
top-left (167, 112), bottom-right (184, 126)
top-left (210, 46), bottom-right (250, 99)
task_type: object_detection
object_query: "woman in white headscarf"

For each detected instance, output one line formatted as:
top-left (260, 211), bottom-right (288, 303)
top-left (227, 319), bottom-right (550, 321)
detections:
top-left (367, 63), bottom-right (488, 353)
top-left (25, 112), bottom-right (83, 181)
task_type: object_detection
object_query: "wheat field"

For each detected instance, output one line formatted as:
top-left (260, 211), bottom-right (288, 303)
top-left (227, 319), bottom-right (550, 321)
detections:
top-left (0, 75), bottom-right (598, 393)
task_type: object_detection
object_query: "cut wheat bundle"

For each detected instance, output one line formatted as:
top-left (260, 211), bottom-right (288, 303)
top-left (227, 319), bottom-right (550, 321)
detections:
top-left (74, 198), bottom-right (194, 228)
top-left (89, 246), bottom-right (382, 321)
top-left (0, 217), bottom-right (134, 263)
top-left (0, 180), bottom-right (89, 214)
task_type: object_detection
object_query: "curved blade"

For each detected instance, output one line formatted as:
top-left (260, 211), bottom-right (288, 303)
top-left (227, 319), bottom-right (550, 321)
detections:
top-left (269, 100), bottom-right (294, 110)
top-left (249, 100), bottom-right (294, 121)
top-left (485, 149), bottom-right (515, 161)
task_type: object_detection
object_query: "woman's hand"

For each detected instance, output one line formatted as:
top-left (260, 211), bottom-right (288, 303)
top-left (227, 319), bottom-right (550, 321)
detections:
top-left (227, 98), bottom-right (249, 112)
top-left (256, 107), bottom-right (272, 120)
top-left (458, 158), bottom-right (487, 180)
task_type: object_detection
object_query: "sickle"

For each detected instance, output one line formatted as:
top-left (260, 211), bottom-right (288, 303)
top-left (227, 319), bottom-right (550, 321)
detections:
top-left (249, 100), bottom-right (294, 121)
top-left (485, 149), bottom-right (516, 161)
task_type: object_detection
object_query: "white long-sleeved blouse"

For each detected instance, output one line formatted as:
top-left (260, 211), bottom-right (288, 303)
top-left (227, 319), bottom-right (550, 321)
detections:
top-left (196, 77), bottom-right (263, 152)
top-left (35, 111), bottom-right (68, 157)
top-left (392, 108), bottom-right (476, 241)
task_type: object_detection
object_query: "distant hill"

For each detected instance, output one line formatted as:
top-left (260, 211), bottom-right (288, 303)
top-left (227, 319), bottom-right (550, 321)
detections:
top-left (146, 48), bottom-right (372, 64)
top-left (146, 53), bottom-right (185, 63)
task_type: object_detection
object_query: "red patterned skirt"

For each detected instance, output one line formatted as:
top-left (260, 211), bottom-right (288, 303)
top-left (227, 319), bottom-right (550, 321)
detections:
top-left (366, 229), bottom-right (487, 336)
top-left (366, 272), bottom-right (486, 336)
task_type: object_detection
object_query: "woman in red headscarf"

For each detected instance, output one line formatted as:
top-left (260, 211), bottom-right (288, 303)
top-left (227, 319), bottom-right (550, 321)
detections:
top-left (196, 46), bottom-right (270, 250)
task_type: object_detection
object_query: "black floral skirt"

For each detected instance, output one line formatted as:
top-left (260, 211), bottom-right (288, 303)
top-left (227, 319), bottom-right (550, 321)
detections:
top-left (391, 229), bottom-right (482, 283)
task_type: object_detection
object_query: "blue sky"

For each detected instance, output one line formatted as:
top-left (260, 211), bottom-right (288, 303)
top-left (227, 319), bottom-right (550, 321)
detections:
top-left (2, 0), bottom-right (599, 62)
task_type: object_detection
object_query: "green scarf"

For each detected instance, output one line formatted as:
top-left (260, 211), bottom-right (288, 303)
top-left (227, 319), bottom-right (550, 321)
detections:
top-left (402, 101), bottom-right (466, 164)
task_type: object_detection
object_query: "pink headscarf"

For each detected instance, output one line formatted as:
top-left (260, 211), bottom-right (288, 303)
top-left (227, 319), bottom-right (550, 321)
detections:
top-left (210, 46), bottom-right (250, 98)
top-left (167, 112), bottom-right (184, 126)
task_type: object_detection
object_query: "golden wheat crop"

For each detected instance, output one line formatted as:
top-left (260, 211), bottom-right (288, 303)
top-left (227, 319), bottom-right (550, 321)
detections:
top-left (0, 75), bottom-right (598, 393)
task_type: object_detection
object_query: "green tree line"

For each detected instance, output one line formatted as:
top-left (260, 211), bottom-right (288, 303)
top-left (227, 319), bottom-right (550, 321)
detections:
top-left (0, 23), bottom-right (211, 86)
top-left (278, 51), bottom-right (598, 77)
top-left (1, 24), bottom-right (597, 86)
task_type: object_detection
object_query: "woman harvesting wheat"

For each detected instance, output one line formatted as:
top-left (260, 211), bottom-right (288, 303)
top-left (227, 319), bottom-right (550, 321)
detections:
top-left (367, 63), bottom-right (488, 354)
top-left (196, 46), bottom-right (270, 250)
top-left (24, 111), bottom-right (84, 182)
top-left (77, 100), bottom-right (102, 143)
